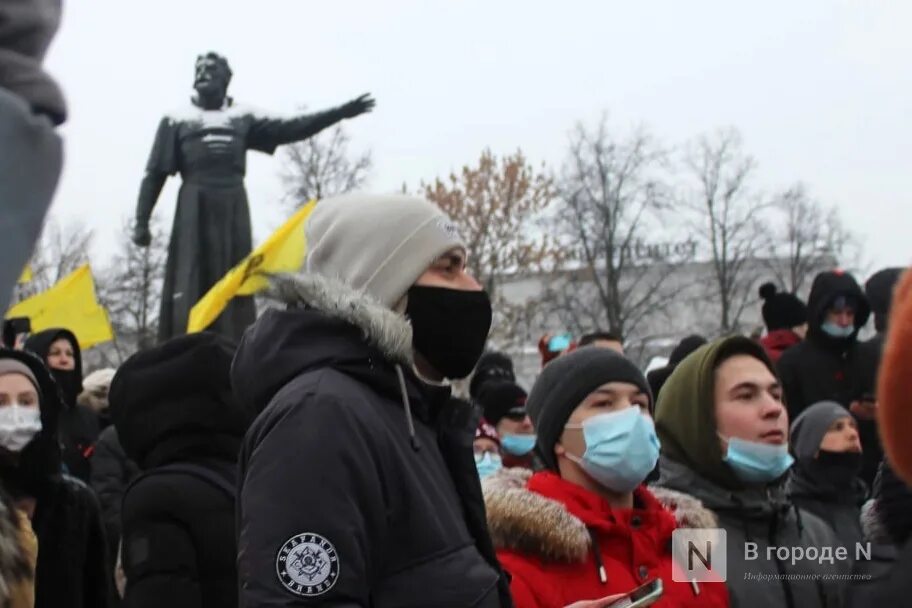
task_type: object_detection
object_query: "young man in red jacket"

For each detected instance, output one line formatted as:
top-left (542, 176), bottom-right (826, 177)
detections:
top-left (483, 347), bottom-right (728, 608)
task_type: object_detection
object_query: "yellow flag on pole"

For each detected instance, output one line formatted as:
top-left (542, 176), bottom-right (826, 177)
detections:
top-left (187, 200), bottom-right (317, 333)
top-left (7, 265), bottom-right (114, 349)
top-left (17, 266), bottom-right (33, 284)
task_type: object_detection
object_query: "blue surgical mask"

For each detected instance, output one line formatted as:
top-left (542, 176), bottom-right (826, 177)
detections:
top-left (821, 321), bottom-right (854, 338)
top-left (722, 436), bottom-right (794, 484)
top-left (475, 452), bottom-right (503, 479)
top-left (501, 434), bottom-right (537, 457)
top-left (565, 407), bottom-right (660, 493)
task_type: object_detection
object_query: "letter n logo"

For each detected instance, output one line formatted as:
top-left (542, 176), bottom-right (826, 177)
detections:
top-left (672, 529), bottom-right (727, 583)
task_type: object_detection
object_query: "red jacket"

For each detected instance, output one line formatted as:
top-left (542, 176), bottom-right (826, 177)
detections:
top-left (484, 470), bottom-right (728, 608)
top-left (760, 329), bottom-right (802, 364)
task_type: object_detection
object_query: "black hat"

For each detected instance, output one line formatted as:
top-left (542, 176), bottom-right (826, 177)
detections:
top-left (526, 347), bottom-right (652, 470)
top-left (477, 380), bottom-right (527, 427)
top-left (469, 351), bottom-right (516, 400)
top-left (866, 268), bottom-right (905, 332)
top-left (759, 283), bottom-right (808, 331)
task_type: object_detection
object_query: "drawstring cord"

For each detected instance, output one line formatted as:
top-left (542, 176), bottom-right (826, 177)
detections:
top-left (395, 364), bottom-right (421, 452)
top-left (587, 528), bottom-right (608, 584)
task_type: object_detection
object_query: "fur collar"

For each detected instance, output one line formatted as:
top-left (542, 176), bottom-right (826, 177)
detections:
top-left (482, 469), bottom-right (719, 564)
top-left (861, 499), bottom-right (893, 545)
top-left (269, 273), bottom-right (414, 366)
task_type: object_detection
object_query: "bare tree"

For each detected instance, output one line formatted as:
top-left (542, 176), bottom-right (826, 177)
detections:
top-left (17, 219), bottom-right (94, 300)
top-left (763, 183), bottom-right (850, 293)
top-left (683, 128), bottom-right (766, 333)
top-left (96, 217), bottom-right (167, 361)
top-left (423, 149), bottom-right (557, 294)
top-left (279, 123), bottom-right (371, 209)
top-left (550, 117), bottom-right (691, 340)
top-left (421, 149), bottom-right (558, 348)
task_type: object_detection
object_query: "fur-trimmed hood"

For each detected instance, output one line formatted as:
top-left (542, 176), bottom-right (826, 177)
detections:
top-left (483, 468), bottom-right (718, 564)
top-left (232, 273), bottom-right (416, 414)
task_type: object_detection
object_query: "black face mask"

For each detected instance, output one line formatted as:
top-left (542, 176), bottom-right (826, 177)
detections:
top-left (813, 450), bottom-right (863, 486)
top-left (50, 368), bottom-right (81, 408)
top-left (406, 286), bottom-right (492, 380)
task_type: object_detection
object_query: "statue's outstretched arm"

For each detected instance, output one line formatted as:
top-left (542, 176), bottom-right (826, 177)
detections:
top-left (248, 93), bottom-right (375, 153)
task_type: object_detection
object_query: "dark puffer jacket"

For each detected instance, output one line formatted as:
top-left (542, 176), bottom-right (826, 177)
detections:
top-left (111, 333), bottom-right (254, 608)
top-left (777, 271), bottom-right (871, 421)
top-left (232, 273), bottom-right (512, 607)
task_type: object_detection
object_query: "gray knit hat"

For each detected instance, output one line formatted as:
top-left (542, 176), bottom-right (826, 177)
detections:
top-left (790, 401), bottom-right (852, 461)
top-left (527, 347), bottom-right (653, 470)
top-left (306, 194), bottom-right (465, 308)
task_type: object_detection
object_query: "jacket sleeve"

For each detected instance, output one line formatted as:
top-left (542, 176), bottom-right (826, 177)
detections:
top-left (89, 432), bottom-right (128, 545)
top-left (238, 385), bottom-right (388, 607)
top-left (121, 478), bottom-right (201, 608)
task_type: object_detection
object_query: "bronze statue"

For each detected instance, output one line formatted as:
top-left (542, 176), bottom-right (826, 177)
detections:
top-left (134, 52), bottom-right (374, 342)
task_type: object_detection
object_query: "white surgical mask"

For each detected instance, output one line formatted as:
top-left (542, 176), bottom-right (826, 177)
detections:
top-left (0, 405), bottom-right (42, 453)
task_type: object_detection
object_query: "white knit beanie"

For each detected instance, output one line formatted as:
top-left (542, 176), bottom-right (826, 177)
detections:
top-left (305, 194), bottom-right (465, 308)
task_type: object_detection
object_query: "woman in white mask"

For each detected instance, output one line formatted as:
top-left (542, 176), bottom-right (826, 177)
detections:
top-left (0, 349), bottom-right (109, 608)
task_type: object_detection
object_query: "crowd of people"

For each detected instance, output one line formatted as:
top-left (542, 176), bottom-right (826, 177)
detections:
top-left (0, 192), bottom-right (910, 608)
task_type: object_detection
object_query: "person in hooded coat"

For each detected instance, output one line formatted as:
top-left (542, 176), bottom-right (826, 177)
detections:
top-left (654, 336), bottom-right (845, 608)
top-left (786, 401), bottom-right (866, 552)
top-left (757, 283), bottom-right (808, 364)
top-left (233, 194), bottom-right (511, 607)
top-left (777, 270), bottom-right (871, 422)
top-left (646, 335), bottom-right (707, 400)
top-left (483, 347), bottom-right (728, 608)
top-left (111, 333), bottom-right (252, 608)
top-left (24, 329), bottom-right (99, 482)
top-left (852, 267), bottom-right (904, 486)
top-left (0, 348), bottom-right (109, 608)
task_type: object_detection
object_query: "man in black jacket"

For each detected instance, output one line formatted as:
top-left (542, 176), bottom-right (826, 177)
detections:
top-left (111, 333), bottom-right (254, 608)
top-left (233, 194), bottom-right (512, 607)
top-left (853, 267), bottom-right (904, 485)
top-left (778, 270), bottom-right (870, 421)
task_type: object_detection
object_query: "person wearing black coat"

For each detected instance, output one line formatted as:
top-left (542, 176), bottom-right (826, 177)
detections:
top-left (777, 270), bottom-right (871, 421)
top-left (853, 267), bottom-right (905, 486)
top-left (786, 401), bottom-right (867, 552)
top-left (110, 332), bottom-right (253, 608)
top-left (25, 328), bottom-right (100, 482)
top-left (0, 348), bottom-right (110, 608)
top-left (90, 425), bottom-right (140, 607)
top-left (234, 194), bottom-right (511, 607)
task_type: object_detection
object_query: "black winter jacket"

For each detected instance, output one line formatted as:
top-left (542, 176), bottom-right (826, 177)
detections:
top-left (33, 475), bottom-right (110, 608)
top-left (110, 332), bottom-right (253, 608)
top-left (233, 274), bottom-right (512, 608)
top-left (778, 272), bottom-right (871, 420)
top-left (120, 460), bottom-right (238, 608)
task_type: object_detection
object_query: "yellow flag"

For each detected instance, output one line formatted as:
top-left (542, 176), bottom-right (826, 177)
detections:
top-left (18, 266), bottom-right (32, 284)
top-left (7, 265), bottom-right (114, 349)
top-left (188, 200), bottom-right (317, 333)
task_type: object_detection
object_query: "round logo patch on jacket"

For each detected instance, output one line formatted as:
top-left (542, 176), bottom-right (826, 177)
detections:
top-left (276, 533), bottom-right (340, 597)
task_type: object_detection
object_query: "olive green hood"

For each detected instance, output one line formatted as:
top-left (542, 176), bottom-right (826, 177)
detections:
top-left (654, 336), bottom-right (776, 491)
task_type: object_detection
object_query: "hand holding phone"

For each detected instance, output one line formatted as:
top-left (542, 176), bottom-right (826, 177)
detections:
top-left (606, 579), bottom-right (663, 608)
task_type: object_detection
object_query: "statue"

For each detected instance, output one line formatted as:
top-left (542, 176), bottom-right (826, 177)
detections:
top-left (134, 52), bottom-right (375, 342)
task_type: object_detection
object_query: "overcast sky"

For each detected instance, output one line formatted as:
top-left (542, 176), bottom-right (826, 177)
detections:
top-left (45, 0), bottom-right (911, 273)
